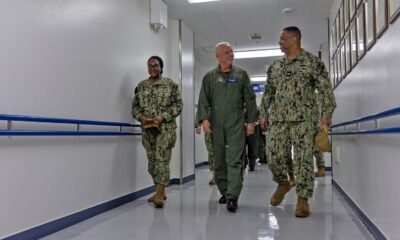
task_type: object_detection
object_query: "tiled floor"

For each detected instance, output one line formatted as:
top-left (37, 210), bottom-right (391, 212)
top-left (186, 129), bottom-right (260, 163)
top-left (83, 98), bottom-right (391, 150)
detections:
top-left (42, 164), bottom-right (375, 240)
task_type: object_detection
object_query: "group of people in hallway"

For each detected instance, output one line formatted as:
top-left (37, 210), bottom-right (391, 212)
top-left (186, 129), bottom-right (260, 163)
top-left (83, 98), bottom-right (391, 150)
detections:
top-left (131, 26), bottom-right (336, 218)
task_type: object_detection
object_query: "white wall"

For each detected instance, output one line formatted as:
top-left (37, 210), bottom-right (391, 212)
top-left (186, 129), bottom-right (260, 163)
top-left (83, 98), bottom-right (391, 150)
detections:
top-left (194, 61), bottom-right (214, 164)
top-left (180, 20), bottom-right (195, 179)
top-left (329, 1), bottom-right (400, 239)
top-left (0, 0), bottom-right (192, 238)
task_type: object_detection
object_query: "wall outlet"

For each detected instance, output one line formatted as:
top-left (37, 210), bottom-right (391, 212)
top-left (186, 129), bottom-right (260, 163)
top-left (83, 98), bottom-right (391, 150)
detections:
top-left (334, 147), bottom-right (340, 164)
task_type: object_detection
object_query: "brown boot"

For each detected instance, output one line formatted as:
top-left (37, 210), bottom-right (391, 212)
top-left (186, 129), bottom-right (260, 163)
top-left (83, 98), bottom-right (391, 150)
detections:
top-left (148, 187), bottom-right (167, 202)
top-left (288, 173), bottom-right (296, 186)
top-left (295, 196), bottom-right (310, 218)
top-left (153, 184), bottom-right (165, 208)
top-left (315, 167), bottom-right (326, 177)
top-left (270, 181), bottom-right (292, 206)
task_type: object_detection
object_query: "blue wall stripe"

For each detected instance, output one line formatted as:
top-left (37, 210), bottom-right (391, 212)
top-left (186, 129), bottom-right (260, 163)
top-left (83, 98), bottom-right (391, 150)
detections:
top-left (4, 176), bottom-right (195, 240)
top-left (332, 180), bottom-right (386, 240)
top-left (195, 161), bottom-right (209, 168)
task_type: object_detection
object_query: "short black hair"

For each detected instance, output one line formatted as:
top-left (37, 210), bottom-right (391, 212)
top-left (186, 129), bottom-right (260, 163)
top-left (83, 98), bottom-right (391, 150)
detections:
top-left (147, 56), bottom-right (164, 74)
top-left (283, 26), bottom-right (302, 41)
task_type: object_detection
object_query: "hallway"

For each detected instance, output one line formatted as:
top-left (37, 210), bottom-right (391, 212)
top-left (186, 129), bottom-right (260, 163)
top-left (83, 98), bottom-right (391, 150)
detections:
top-left (42, 165), bottom-right (374, 240)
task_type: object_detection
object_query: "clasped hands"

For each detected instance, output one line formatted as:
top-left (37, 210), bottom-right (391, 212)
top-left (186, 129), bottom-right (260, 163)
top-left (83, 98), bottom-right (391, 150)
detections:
top-left (140, 115), bottom-right (164, 127)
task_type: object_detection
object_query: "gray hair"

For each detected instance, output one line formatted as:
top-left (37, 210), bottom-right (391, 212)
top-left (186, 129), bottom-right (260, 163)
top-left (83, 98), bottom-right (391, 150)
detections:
top-left (215, 42), bottom-right (232, 53)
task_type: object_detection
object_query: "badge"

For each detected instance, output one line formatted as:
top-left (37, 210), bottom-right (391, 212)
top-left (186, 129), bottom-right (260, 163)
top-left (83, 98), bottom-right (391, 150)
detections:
top-left (217, 76), bottom-right (224, 82)
top-left (228, 78), bottom-right (238, 83)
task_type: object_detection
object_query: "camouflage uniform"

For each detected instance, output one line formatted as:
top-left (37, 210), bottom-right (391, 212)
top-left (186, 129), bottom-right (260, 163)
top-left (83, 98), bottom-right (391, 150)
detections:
top-left (260, 49), bottom-right (336, 198)
top-left (204, 133), bottom-right (215, 171)
top-left (195, 112), bottom-right (215, 172)
top-left (132, 77), bottom-right (183, 186)
top-left (197, 65), bottom-right (257, 199)
top-left (314, 147), bottom-right (324, 168)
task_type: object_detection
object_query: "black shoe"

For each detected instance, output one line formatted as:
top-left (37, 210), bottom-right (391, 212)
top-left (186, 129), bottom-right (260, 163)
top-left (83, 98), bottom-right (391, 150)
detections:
top-left (227, 198), bottom-right (238, 212)
top-left (249, 165), bottom-right (255, 171)
top-left (219, 195), bottom-right (227, 204)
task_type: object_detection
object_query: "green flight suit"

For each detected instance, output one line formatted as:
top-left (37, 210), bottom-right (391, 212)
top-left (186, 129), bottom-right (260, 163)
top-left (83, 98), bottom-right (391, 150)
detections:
top-left (132, 77), bottom-right (183, 186)
top-left (197, 65), bottom-right (257, 199)
top-left (260, 49), bottom-right (336, 198)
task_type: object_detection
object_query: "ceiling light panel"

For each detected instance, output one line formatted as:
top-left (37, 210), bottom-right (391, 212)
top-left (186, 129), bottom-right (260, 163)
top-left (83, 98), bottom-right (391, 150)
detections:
top-left (188, 0), bottom-right (220, 4)
top-left (234, 49), bottom-right (284, 59)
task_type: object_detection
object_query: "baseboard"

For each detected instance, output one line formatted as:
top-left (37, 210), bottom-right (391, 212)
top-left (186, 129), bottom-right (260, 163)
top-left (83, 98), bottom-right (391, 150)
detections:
top-left (332, 180), bottom-right (387, 240)
top-left (195, 161), bottom-right (209, 168)
top-left (4, 175), bottom-right (195, 240)
top-left (325, 166), bottom-right (332, 171)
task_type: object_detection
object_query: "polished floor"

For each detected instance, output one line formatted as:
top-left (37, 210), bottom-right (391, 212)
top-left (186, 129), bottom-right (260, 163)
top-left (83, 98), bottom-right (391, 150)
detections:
top-left (42, 164), bottom-right (375, 240)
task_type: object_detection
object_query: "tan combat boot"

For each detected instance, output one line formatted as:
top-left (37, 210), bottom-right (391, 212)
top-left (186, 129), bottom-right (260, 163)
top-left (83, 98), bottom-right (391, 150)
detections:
top-left (295, 196), bottom-right (310, 218)
top-left (148, 187), bottom-right (167, 202)
top-left (270, 181), bottom-right (292, 206)
top-left (315, 167), bottom-right (326, 177)
top-left (153, 184), bottom-right (165, 208)
top-left (288, 173), bottom-right (296, 186)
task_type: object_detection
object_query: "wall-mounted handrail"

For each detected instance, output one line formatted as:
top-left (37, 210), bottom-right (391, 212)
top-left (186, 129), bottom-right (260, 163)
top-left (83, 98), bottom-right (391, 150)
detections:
top-left (330, 107), bottom-right (400, 128)
top-left (0, 114), bottom-right (140, 127)
top-left (330, 107), bottom-right (400, 135)
top-left (0, 113), bottom-right (141, 136)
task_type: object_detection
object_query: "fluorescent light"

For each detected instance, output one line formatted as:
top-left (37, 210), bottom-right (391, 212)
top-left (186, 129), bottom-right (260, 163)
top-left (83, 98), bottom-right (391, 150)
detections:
top-left (188, 0), bottom-right (220, 3)
top-left (250, 76), bottom-right (267, 82)
top-left (234, 49), bottom-right (284, 59)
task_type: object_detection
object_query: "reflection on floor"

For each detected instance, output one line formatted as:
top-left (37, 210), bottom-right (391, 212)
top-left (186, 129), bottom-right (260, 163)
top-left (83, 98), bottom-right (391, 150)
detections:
top-left (42, 165), bottom-right (375, 240)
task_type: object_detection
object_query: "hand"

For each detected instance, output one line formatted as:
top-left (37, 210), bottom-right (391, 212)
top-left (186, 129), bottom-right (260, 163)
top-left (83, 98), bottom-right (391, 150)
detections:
top-left (246, 123), bottom-right (255, 136)
top-left (152, 115), bottom-right (164, 126)
top-left (202, 120), bottom-right (212, 134)
top-left (195, 126), bottom-right (202, 135)
top-left (320, 117), bottom-right (332, 127)
top-left (259, 117), bottom-right (269, 131)
top-left (139, 115), bottom-right (152, 126)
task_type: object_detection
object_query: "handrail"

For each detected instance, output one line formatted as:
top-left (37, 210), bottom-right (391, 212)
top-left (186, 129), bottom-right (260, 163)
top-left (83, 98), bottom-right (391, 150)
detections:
top-left (330, 127), bottom-right (400, 135)
top-left (330, 107), bottom-right (400, 135)
top-left (0, 114), bottom-right (140, 127)
top-left (330, 107), bottom-right (400, 128)
top-left (0, 113), bottom-right (141, 136)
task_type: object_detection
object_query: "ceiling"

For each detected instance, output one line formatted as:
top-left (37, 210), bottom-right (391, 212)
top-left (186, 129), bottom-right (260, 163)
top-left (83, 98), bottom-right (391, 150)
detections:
top-left (164, 0), bottom-right (334, 77)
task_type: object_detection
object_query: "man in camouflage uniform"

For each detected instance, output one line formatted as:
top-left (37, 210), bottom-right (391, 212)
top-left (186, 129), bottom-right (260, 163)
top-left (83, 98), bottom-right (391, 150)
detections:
top-left (259, 27), bottom-right (336, 217)
top-left (197, 42), bottom-right (257, 212)
top-left (132, 56), bottom-right (183, 208)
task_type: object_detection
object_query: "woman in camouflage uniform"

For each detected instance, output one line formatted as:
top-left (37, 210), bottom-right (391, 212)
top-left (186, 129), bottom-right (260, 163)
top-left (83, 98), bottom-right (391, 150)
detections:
top-left (132, 56), bottom-right (183, 208)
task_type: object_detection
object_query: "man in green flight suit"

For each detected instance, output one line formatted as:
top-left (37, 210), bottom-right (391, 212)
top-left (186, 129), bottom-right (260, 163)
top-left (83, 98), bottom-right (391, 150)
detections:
top-left (196, 42), bottom-right (258, 212)
top-left (259, 27), bottom-right (336, 218)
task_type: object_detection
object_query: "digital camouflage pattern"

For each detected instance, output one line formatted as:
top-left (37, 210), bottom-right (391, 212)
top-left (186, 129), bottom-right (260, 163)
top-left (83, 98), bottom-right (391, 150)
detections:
top-left (314, 148), bottom-right (324, 168)
top-left (132, 77), bottom-right (182, 185)
top-left (259, 50), bottom-right (336, 122)
top-left (260, 49), bottom-right (336, 198)
top-left (197, 65), bottom-right (257, 199)
top-left (204, 133), bottom-right (215, 171)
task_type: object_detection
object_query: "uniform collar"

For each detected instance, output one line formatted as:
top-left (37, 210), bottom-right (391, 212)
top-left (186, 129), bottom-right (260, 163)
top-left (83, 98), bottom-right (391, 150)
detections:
top-left (217, 64), bottom-right (235, 74)
top-left (282, 48), bottom-right (306, 64)
top-left (144, 76), bottom-right (166, 86)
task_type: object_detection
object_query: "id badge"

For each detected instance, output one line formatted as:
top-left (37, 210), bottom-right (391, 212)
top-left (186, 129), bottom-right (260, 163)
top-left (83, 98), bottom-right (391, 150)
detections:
top-left (228, 78), bottom-right (238, 83)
